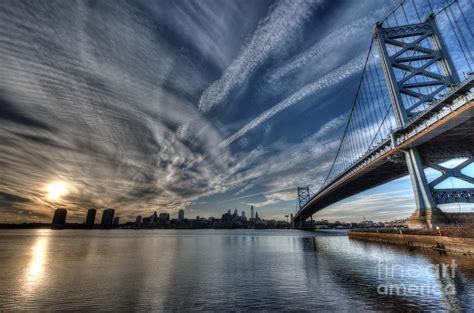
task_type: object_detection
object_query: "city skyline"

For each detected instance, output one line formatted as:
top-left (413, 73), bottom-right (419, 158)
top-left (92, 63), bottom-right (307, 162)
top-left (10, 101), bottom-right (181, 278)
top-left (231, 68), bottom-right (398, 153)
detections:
top-left (1, 0), bottom-right (473, 224)
top-left (45, 205), bottom-right (385, 230)
top-left (50, 205), bottom-right (267, 226)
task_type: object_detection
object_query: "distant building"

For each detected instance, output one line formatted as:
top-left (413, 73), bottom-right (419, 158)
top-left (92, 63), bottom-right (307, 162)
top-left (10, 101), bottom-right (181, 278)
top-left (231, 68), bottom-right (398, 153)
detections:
top-left (178, 209), bottom-right (185, 222)
top-left (159, 213), bottom-right (170, 223)
top-left (51, 208), bottom-right (67, 228)
top-left (231, 209), bottom-right (239, 223)
top-left (250, 206), bottom-right (254, 219)
top-left (101, 208), bottom-right (115, 228)
top-left (135, 215), bottom-right (142, 227)
top-left (221, 211), bottom-right (232, 225)
top-left (255, 211), bottom-right (260, 221)
top-left (113, 216), bottom-right (120, 227)
top-left (150, 211), bottom-right (158, 225)
top-left (85, 208), bottom-right (96, 227)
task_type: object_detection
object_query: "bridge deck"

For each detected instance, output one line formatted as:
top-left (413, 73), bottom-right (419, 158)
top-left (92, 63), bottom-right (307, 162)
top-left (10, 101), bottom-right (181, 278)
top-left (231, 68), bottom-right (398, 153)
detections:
top-left (296, 80), bottom-right (474, 221)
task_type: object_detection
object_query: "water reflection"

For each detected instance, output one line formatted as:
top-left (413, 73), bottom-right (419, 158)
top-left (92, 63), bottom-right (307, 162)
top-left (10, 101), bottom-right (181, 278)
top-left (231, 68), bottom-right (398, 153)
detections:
top-left (24, 234), bottom-right (49, 292)
top-left (0, 230), bottom-right (472, 311)
top-left (301, 233), bottom-right (473, 311)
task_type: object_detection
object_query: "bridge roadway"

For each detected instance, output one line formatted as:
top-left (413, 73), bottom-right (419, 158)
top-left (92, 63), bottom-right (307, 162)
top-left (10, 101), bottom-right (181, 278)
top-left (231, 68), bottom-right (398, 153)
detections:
top-left (295, 77), bottom-right (474, 221)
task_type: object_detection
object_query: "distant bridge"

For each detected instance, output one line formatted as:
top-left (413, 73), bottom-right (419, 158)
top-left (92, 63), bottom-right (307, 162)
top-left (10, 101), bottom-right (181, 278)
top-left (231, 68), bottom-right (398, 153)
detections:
top-left (295, 0), bottom-right (473, 228)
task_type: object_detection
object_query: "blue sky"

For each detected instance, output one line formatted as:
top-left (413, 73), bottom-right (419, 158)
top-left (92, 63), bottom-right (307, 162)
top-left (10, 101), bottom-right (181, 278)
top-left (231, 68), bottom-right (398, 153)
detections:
top-left (0, 0), bottom-right (472, 223)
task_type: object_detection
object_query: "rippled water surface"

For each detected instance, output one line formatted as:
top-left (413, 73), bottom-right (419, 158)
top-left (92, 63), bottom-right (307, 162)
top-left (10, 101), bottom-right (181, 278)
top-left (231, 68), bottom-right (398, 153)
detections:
top-left (0, 229), bottom-right (473, 311)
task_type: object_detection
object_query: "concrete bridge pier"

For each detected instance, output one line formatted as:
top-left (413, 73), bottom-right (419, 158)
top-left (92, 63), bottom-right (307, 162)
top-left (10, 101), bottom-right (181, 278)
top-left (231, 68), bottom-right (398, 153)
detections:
top-left (404, 148), bottom-right (447, 229)
top-left (374, 16), bottom-right (461, 229)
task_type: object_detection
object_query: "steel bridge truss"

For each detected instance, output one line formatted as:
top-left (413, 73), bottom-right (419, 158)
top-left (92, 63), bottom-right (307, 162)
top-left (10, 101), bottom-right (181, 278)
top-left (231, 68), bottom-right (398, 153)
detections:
top-left (375, 13), bottom-right (470, 215)
top-left (374, 14), bottom-right (460, 124)
top-left (295, 1), bottom-right (474, 224)
top-left (428, 157), bottom-right (474, 204)
top-left (297, 187), bottom-right (311, 210)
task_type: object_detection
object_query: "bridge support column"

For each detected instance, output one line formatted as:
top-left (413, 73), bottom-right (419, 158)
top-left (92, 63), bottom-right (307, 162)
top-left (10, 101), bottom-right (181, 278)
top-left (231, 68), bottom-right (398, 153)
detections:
top-left (404, 148), bottom-right (446, 229)
top-left (374, 16), bottom-right (459, 229)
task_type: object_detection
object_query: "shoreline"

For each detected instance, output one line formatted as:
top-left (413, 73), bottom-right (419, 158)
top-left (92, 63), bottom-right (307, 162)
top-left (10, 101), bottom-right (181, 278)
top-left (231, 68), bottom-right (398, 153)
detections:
top-left (349, 230), bottom-right (474, 256)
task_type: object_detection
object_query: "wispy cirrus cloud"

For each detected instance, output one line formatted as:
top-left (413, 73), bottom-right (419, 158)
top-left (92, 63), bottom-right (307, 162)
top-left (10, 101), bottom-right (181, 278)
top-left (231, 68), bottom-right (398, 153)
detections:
top-left (217, 56), bottom-right (364, 148)
top-left (1, 0), bottom-right (428, 224)
top-left (198, 0), bottom-right (322, 112)
top-left (267, 7), bottom-right (388, 83)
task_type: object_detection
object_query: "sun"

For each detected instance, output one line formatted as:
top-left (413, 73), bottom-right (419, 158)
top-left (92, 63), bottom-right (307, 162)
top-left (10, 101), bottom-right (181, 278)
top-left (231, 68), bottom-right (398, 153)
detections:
top-left (46, 182), bottom-right (68, 201)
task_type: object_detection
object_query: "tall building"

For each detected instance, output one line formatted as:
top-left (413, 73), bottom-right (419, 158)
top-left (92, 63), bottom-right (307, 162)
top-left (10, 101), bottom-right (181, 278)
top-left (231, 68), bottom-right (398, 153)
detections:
top-left (221, 211), bottom-right (232, 225)
top-left (250, 206), bottom-right (254, 219)
top-left (113, 216), bottom-right (120, 227)
top-left (101, 208), bottom-right (115, 228)
top-left (178, 209), bottom-right (185, 222)
top-left (159, 213), bottom-right (170, 223)
top-left (255, 211), bottom-right (259, 221)
top-left (150, 211), bottom-right (158, 225)
top-left (51, 208), bottom-right (67, 228)
top-left (85, 208), bottom-right (96, 227)
top-left (135, 215), bottom-right (142, 227)
top-left (241, 210), bottom-right (246, 219)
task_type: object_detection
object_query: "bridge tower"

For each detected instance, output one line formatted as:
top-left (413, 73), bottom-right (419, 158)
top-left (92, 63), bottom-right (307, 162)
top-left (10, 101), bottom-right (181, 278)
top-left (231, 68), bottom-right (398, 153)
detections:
top-left (374, 14), bottom-right (460, 228)
top-left (297, 187), bottom-right (311, 209)
top-left (297, 187), bottom-right (311, 228)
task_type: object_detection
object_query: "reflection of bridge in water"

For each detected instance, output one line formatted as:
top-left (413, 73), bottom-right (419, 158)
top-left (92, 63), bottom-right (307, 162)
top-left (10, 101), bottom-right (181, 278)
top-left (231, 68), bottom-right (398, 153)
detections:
top-left (300, 234), bottom-right (474, 310)
top-left (295, 0), bottom-right (473, 228)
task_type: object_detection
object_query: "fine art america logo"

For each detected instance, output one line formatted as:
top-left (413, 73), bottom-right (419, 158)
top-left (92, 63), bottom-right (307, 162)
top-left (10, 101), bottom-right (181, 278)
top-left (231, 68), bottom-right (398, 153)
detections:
top-left (377, 260), bottom-right (457, 296)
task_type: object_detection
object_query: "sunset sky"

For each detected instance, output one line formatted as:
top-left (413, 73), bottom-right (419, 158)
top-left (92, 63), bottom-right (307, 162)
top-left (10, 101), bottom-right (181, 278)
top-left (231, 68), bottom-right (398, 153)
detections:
top-left (1, 0), bottom-right (473, 223)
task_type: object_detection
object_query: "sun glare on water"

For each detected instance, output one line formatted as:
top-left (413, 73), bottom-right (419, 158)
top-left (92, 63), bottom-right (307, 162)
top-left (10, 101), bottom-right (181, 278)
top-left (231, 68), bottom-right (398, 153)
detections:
top-left (46, 182), bottom-right (68, 201)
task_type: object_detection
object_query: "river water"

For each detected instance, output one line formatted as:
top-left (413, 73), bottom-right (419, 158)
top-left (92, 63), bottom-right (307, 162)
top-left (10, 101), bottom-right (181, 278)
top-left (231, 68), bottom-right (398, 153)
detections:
top-left (0, 229), bottom-right (473, 311)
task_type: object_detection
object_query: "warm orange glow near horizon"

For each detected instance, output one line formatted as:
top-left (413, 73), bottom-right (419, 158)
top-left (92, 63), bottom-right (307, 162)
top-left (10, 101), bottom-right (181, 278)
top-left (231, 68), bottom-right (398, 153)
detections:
top-left (46, 182), bottom-right (68, 201)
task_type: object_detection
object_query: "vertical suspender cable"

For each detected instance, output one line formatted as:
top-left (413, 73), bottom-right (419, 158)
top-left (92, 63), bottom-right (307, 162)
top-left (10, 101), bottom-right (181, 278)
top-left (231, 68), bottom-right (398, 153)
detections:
top-left (412, 0), bottom-right (422, 22)
top-left (447, 6), bottom-right (473, 62)
top-left (444, 9), bottom-right (473, 71)
top-left (320, 40), bottom-right (374, 189)
top-left (455, 1), bottom-right (473, 37)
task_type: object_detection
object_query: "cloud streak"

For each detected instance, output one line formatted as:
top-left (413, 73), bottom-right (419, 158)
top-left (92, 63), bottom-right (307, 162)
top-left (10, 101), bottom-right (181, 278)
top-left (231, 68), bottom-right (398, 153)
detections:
top-left (198, 0), bottom-right (322, 112)
top-left (267, 7), bottom-right (387, 82)
top-left (217, 56), bottom-right (364, 148)
top-left (1, 0), bottom-right (434, 223)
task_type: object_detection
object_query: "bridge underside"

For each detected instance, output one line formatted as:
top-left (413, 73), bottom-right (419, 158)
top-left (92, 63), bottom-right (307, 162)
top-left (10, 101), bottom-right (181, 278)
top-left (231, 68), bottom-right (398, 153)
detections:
top-left (296, 10), bottom-right (474, 225)
top-left (297, 110), bottom-right (474, 221)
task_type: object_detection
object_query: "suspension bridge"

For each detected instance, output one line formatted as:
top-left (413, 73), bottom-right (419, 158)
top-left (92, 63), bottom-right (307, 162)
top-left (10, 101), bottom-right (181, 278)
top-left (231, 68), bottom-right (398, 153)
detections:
top-left (295, 0), bottom-right (473, 228)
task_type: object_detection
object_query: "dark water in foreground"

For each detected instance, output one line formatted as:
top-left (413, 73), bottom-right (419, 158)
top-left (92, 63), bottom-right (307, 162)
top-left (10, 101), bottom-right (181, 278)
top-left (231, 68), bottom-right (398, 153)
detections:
top-left (0, 229), bottom-right (473, 311)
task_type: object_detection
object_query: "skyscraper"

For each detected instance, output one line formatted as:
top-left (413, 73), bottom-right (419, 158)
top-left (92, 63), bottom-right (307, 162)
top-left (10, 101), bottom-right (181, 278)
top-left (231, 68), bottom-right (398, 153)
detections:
top-left (159, 213), bottom-right (170, 223)
top-left (178, 209), bottom-right (185, 222)
top-left (113, 216), bottom-right (120, 227)
top-left (150, 211), bottom-right (158, 225)
top-left (135, 215), bottom-right (142, 227)
top-left (51, 208), bottom-right (67, 228)
top-left (101, 208), bottom-right (115, 228)
top-left (85, 208), bottom-right (96, 227)
top-left (250, 206), bottom-right (254, 219)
